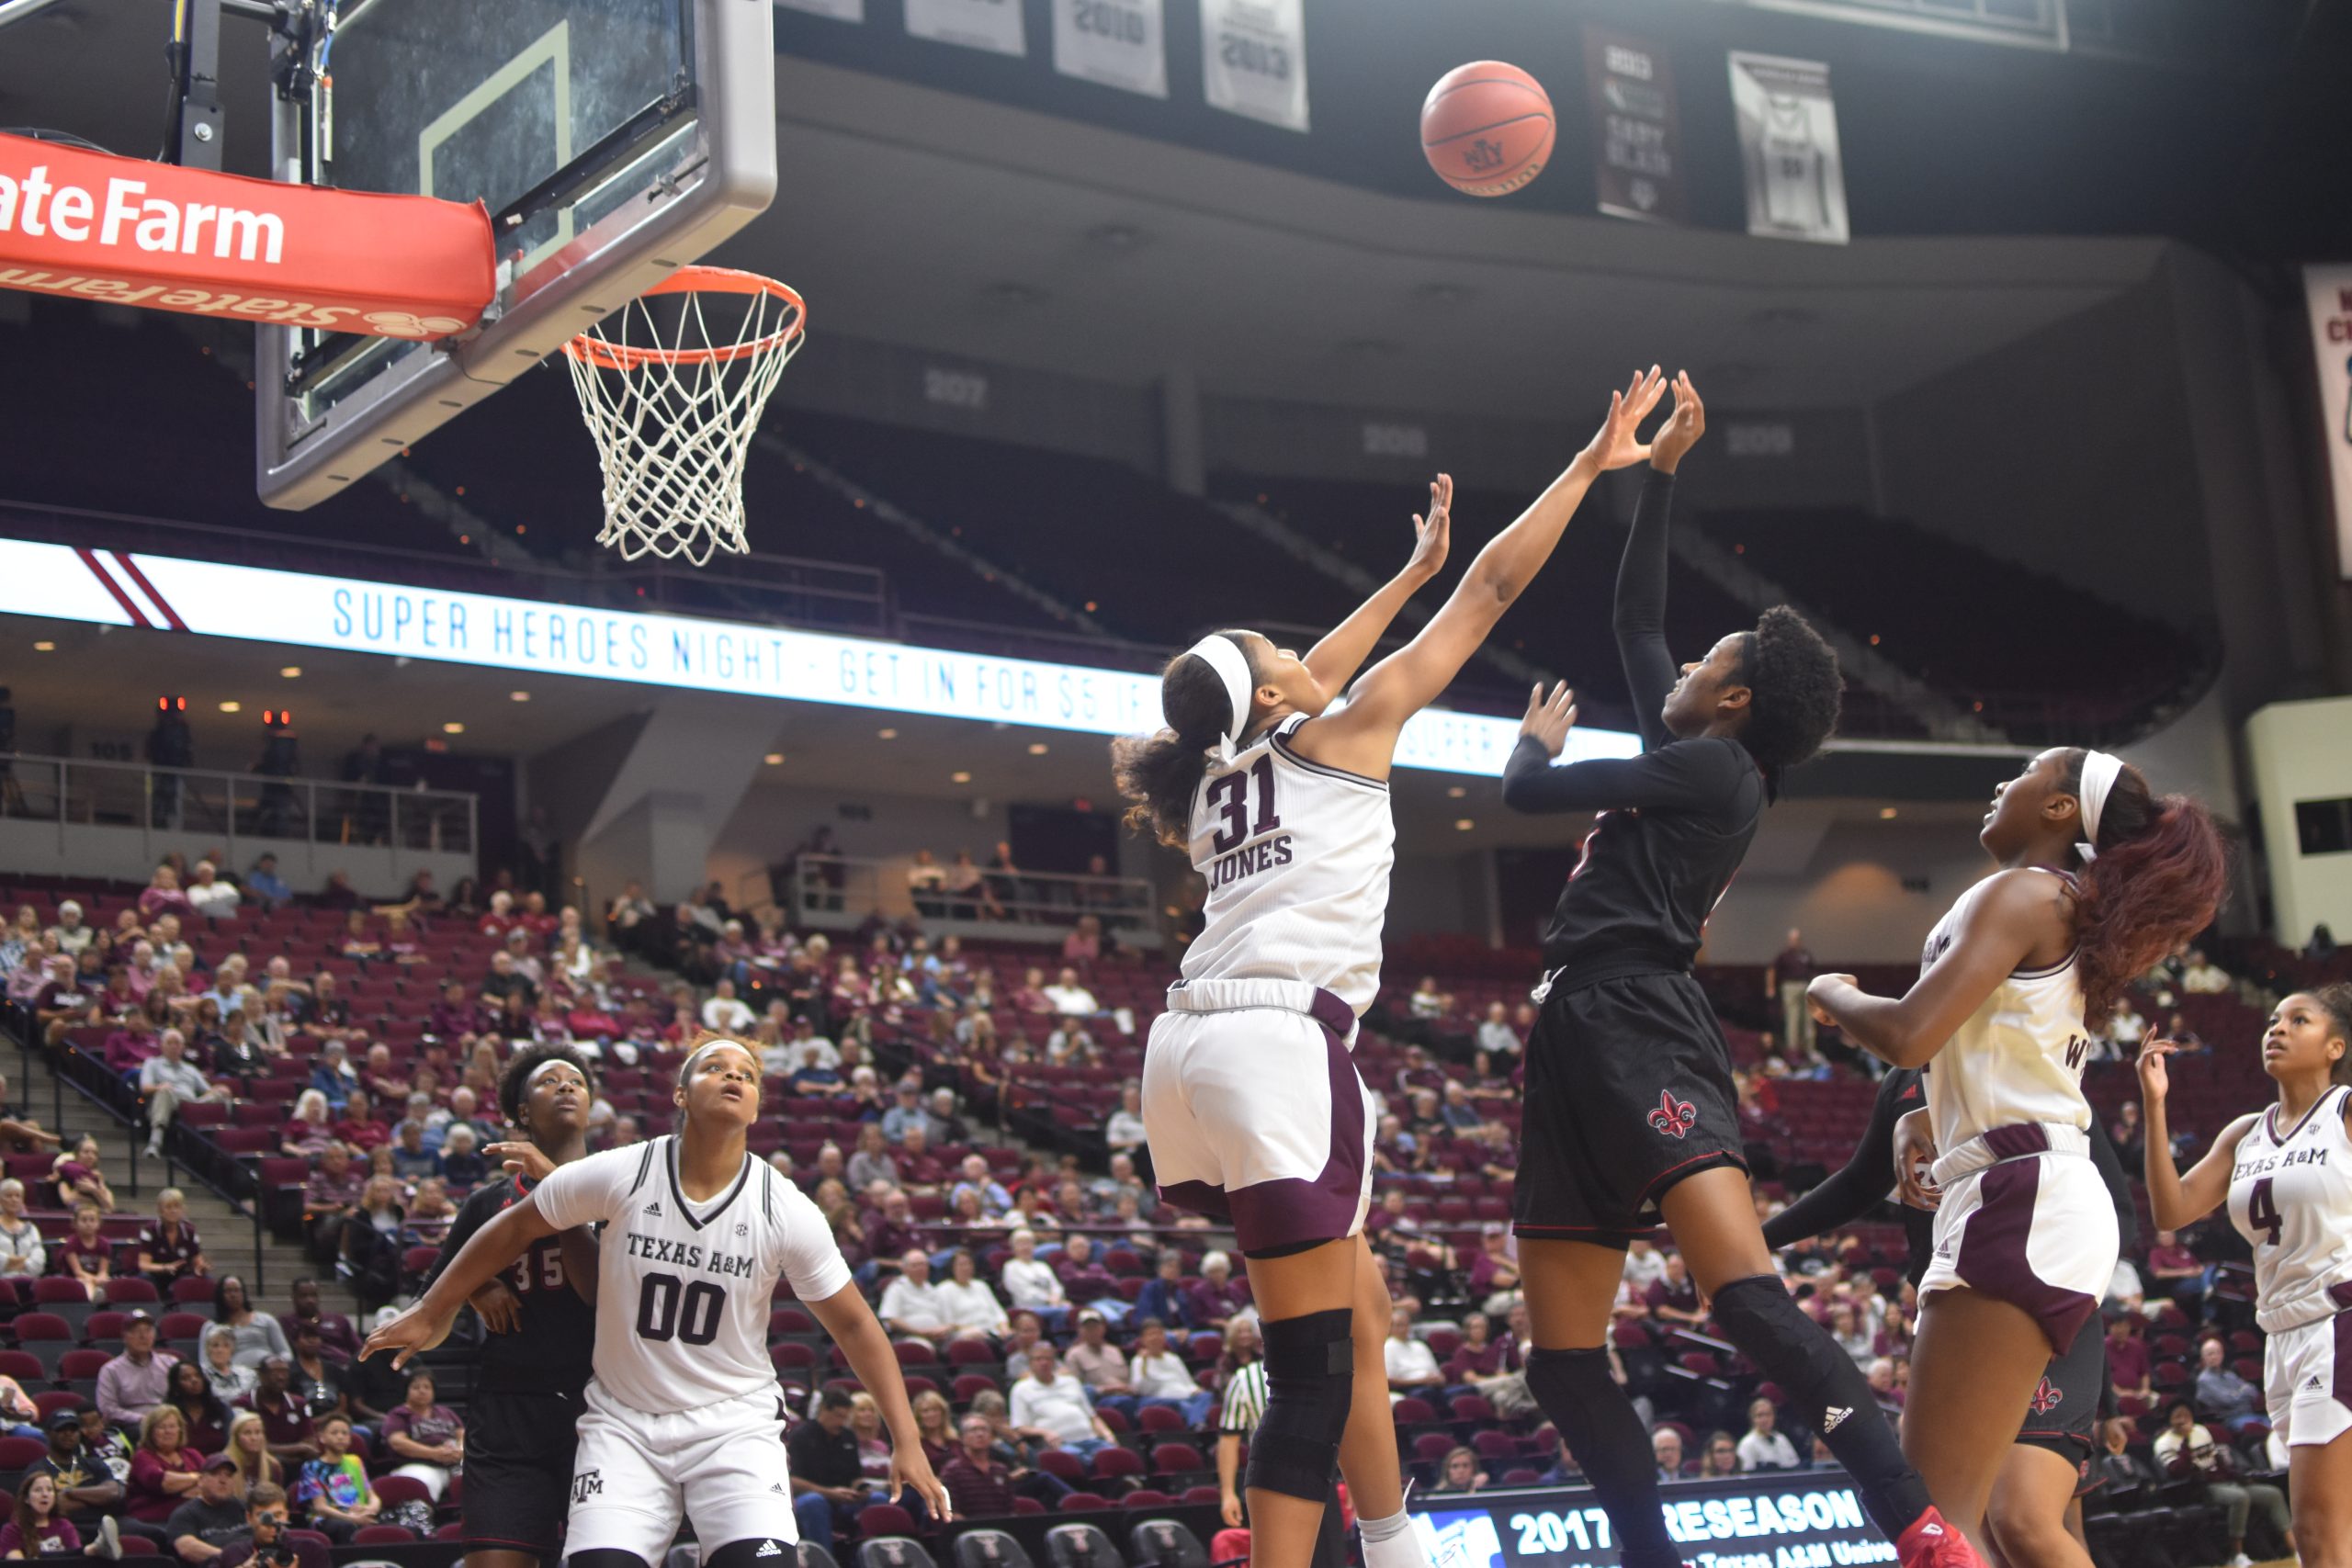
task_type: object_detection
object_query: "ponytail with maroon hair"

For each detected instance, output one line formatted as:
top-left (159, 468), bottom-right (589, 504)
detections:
top-left (2064, 748), bottom-right (2229, 1030)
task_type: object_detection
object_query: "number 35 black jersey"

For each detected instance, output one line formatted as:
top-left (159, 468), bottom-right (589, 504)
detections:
top-left (428, 1169), bottom-right (596, 1385)
top-left (535, 1136), bottom-right (851, 1414)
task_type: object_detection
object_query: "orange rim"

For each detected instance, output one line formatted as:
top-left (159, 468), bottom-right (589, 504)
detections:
top-left (561, 265), bottom-right (806, 371)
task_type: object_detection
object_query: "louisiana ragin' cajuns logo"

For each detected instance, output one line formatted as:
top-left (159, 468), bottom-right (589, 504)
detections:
top-left (2030, 1378), bottom-right (2063, 1416)
top-left (1647, 1090), bottom-right (1698, 1140)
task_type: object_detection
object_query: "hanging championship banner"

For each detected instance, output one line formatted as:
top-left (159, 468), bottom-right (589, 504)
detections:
top-left (1728, 51), bottom-right (1849, 245)
top-left (905, 0), bottom-right (1025, 56)
top-left (776, 0), bottom-right (863, 19)
top-left (2307, 265), bottom-right (2352, 579)
top-left (1583, 27), bottom-right (1684, 224)
top-left (1201, 0), bottom-right (1309, 132)
top-left (1054, 0), bottom-right (1169, 98)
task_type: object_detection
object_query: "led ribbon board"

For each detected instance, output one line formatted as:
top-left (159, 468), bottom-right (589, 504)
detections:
top-left (1, 541), bottom-right (1639, 778)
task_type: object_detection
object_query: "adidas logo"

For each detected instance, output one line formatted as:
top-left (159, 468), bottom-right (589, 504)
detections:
top-left (756, 1542), bottom-right (783, 1559)
top-left (771, 1482), bottom-right (787, 1494)
top-left (2307, 1376), bottom-right (2324, 1391)
top-left (644, 1201), bottom-right (662, 1217)
top-left (1823, 1405), bottom-right (1852, 1432)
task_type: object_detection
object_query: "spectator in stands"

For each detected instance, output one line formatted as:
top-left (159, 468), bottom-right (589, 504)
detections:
top-left (298, 1147), bottom-right (363, 1266)
top-left (135, 1189), bottom-right (207, 1291)
top-left (388, 1120), bottom-right (440, 1184)
top-left (327, 1090), bottom-right (386, 1156)
top-left (123, 1404), bottom-right (202, 1536)
top-left (1826, 1304), bottom-right (1873, 1369)
top-left (198, 1331), bottom-right (253, 1405)
top-left (140, 1032), bottom-right (228, 1158)
top-left (1651, 1427), bottom-right (1686, 1483)
top-left (277, 1280), bottom-right (355, 1366)
top-left (2095, 1418), bottom-right (2154, 1489)
top-left (438, 1124), bottom-right (486, 1190)
top-left (700, 977), bottom-right (755, 1034)
top-left (999, 1228), bottom-right (1069, 1328)
top-left (338, 1177), bottom-right (406, 1308)
top-left (33, 953), bottom-right (100, 1048)
top-left (305, 1043), bottom-right (356, 1113)
top-left (243, 855), bottom-right (289, 909)
top-left (379, 1368), bottom-right (459, 1500)
top-left (1132, 1251), bottom-right (1193, 1337)
top-left (212, 1481), bottom-right (324, 1568)
top-left (29, 1406), bottom-right (125, 1535)
top-left (0, 1178), bottom-right (42, 1280)
top-left (2144, 1229), bottom-right (2205, 1314)
top-left (56, 1201), bottom-right (111, 1300)
top-left (1466, 1224), bottom-right (1521, 1312)
top-left (1063, 1312), bottom-right (1136, 1421)
top-left (2101, 1314), bottom-right (2152, 1407)
top-left (1736, 1397), bottom-right (1800, 1472)
top-left (2154, 1399), bottom-right (2290, 1565)
top-left (1187, 1250), bottom-right (1247, 1333)
top-left (878, 1249), bottom-right (956, 1348)
top-left (1041, 967), bottom-right (1097, 1017)
top-left (403, 1178), bottom-right (456, 1246)
top-left (223, 1410), bottom-right (282, 1494)
top-left (948, 1156), bottom-right (1010, 1220)
top-left (2307, 924), bottom-right (2339, 963)
top-left (2179, 949), bottom-right (2231, 993)
top-left (2193, 1337), bottom-right (2266, 1441)
top-left (844, 1125), bottom-right (898, 1193)
top-left (164, 1362), bottom-right (228, 1459)
top-left (153, 1443), bottom-right (237, 1558)
top-left (185, 863), bottom-right (238, 919)
top-left (787, 1388), bottom-right (871, 1551)
top-left (1043, 1020), bottom-right (1096, 1068)
top-left (1096, 1084), bottom-right (1148, 1157)
top-left (1474, 1001), bottom-right (1521, 1060)
top-left (211, 1278), bottom-right (290, 1371)
top-left (1, 1468), bottom-right (118, 1559)
top-left (937, 1413), bottom-right (1013, 1519)
top-left (880, 1080), bottom-right (937, 1145)
top-left (139, 867), bottom-right (193, 923)
top-left (933, 1249), bottom-right (1010, 1343)
top-left (284, 1324), bottom-right (347, 1427)
top-left (1384, 1307), bottom-right (1444, 1398)
top-left (291, 1412), bottom-right (377, 1542)
top-left (278, 1093), bottom-right (333, 1164)
top-left (45, 901), bottom-right (93, 957)
top-left (1008, 1342), bottom-right (1113, 1461)
top-left (52, 1135), bottom-right (115, 1215)
top-left (1424, 1445), bottom-right (1487, 1496)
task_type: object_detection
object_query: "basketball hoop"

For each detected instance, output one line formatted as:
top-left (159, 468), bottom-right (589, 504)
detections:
top-left (560, 265), bottom-right (806, 566)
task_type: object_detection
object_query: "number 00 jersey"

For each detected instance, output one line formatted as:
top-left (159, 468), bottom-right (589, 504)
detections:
top-left (535, 1136), bottom-right (852, 1415)
top-left (1178, 712), bottom-right (1393, 1014)
top-left (427, 1171), bottom-right (595, 1388)
top-left (2228, 1086), bottom-right (2352, 1334)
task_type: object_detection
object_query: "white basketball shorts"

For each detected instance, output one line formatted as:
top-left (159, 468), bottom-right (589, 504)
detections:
top-left (567, 1379), bottom-right (799, 1562)
top-left (2264, 1309), bottom-right (2352, 1450)
top-left (1143, 977), bottom-right (1374, 1258)
top-left (1920, 1136), bottom-right (2116, 1355)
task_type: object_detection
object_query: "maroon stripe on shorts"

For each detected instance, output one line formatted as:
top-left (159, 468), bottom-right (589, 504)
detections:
top-left (2335, 1308), bottom-right (2352, 1417)
top-left (1954, 1158), bottom-right (2098, 1356)
top-left (1223, 990), bottom-right (1371, 1257)
top-left (1980, 1123), bottom-right (2052, 1161)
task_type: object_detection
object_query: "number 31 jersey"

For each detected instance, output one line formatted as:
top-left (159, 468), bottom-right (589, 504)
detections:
top-left (2228, 1086), bottom-right (2352, 1334)
top-left (535, 1136), bottom-right (852, 1414)
top-left (1180, 712), bottom-right (1394, 1015)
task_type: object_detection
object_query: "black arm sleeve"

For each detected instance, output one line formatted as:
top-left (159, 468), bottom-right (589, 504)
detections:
top-left (1501, 734), bottom-right (1746, 818)
top-left (1760, 1069), bottom-right (1915, 1249)
top-left (1612, 469), bottom-right (1679, 751)
top-left (2088, 1116), bottom-right (2138, 1257)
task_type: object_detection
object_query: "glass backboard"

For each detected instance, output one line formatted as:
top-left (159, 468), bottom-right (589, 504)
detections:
top-left (255, 0), bottom-right (774, 510)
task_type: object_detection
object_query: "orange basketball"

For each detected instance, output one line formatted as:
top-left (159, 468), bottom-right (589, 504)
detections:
top-left (1420, 61), bottom-right (1555, 197)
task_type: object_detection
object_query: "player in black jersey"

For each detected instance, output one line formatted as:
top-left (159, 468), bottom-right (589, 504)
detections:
top-left (427, 1042), bottom-right (600, 1568)
top-left (1762, 1073), bottom-right (2138, 1568)
top-left (1500, 373), bottom-right (1976, 1568)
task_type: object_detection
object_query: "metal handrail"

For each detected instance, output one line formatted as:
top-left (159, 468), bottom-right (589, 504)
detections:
top-left (784, 852), bottom-right (1156, 931)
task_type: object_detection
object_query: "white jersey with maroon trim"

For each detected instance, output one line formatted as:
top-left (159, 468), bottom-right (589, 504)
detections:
top-left (533, 1134), bottom-right (850, 1414)
top-left (1178, 712), bottom-right (1392, 1015)
top-left (2228, 1085), bottom-right (2352, 1334)
top-left (1917, 867), bottom-right (2096, 1153)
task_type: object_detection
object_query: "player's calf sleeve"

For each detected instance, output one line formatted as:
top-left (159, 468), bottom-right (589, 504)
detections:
top-left (1708, 1274), bottom-right (1933, 1541)
top-left (706, 1539), bottom-right (799, 1568)
top-left (1246, 1307), bottom-right (1354, 1503)
top-left (1522, 1347), bottom-right (1683, 1568)
top-left (1357, 1506), bottom-right (1427, 1568)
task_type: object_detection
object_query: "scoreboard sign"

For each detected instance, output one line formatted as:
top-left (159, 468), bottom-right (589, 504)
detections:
top-left (1413, 1473), bottom-right (1897, 1568)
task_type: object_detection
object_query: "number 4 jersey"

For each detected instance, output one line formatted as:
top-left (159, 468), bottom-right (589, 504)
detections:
top-left (535, 1136), bottom-right (852, 1414)
top-left (2228, 1086), bottom-right (2352, 1334)
top-left (1179, 712), bottom-right (1394, 1014)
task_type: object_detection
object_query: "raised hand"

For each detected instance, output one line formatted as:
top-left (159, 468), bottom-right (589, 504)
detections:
top-left (1406, 474), bottom-right (1453, 580)
top-left (469, 1278), bottom-right (521, 1335)
top-left (1647, 371), bottom-right (1707, 474)
top-left (1519, 682), bottom-right (1578, 760)
top-left (485, 1141), bottom-right (556, 1182)
top-left (2136, 1027), bottom-right (2175, 1101)
top-left (1580, 366), bottom-right (1669, 471)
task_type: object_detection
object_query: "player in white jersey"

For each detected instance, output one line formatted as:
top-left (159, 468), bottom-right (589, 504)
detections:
top-left (2141, 984), bottom-right (2352, 1568)
top-left (1807, 748), bottom-right (2224, 1560)
top-left (365, 1036), bottom-right (950, 1568)
top-left (1112, 367), bottom-right (1672, 1568)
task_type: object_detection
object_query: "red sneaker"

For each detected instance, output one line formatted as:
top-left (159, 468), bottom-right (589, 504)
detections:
top-left (1895, 1508), bottom-right (1984, 1568)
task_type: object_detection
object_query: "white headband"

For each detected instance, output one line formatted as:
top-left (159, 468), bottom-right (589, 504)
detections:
top-left (680, 1038), bottom-right (752, 1078)
top-left (1181, 635), bottom-right (1254, 762)
top-left (2076, 750), bottom-right (2125, 862)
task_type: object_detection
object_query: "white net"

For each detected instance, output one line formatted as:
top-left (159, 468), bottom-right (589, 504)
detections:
top-left (561, 271), bottom-right (805, 566)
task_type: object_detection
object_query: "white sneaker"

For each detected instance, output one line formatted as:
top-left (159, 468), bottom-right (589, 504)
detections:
top-left (2226, 1554), bottom-right (2253, 1567)
top-left (94, 1516), bottom-right (121, 1561)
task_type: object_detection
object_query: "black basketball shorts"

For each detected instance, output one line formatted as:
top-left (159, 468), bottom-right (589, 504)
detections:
top-left (2017, 1318), bottom-right (2109, 1479)
top-left (459, 1383), bottom-right (585, 1558)
top-left (1512, 971), bottom-right (1747, 1248)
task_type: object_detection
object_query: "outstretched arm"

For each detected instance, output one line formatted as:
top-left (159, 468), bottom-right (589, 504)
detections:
top-left (1501, 687), bottom-right (1747, 816)
top-left (361, 1198), bottom-right (557, 1368)
top-left (807, 1281), bottom-right (954, 1521)
top-left (1614, 373), bottom-right (1705, 750)
top-left (2138, 1033), bottom-right (2250, 1232)
top-left (1295, 368), bottom-right (1668, 780)
top-left (1298, 478), bottom-right (1452, 699)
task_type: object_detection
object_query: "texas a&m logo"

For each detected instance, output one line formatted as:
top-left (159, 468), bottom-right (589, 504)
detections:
top-left (571, 1469), bottom-right (605, 1505)
top-left (1647, 1090), bottom-right (1698, 1140)
top-left (2029, 1378), bottom-right (2063, 1416)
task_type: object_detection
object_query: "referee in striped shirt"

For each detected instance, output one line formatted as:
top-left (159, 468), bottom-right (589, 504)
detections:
top-left (1217, 1344), bottom-right (1345, 1568)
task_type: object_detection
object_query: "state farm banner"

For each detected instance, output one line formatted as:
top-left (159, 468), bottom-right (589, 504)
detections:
top-left (1201, 0), bottom-right (1309, 132)
top-left (2308, 265), bottom-right (2352, 580)
top-left (0, 132), bottom-right (494, 338)
top-left (1054, 0), bottom-right (1169, 98)
top-left (1584, 27), bottom-right (1685, 225)
top-left (1728, 52), bottom-right (1849, 245)
top-left (905, 0), bottom-right (1026, 56)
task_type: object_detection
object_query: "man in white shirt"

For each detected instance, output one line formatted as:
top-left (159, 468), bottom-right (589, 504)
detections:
top-left (1129, 1318), bottom-right (1215, 1426)
top-left (999, 1229), bottom-right (1068, 1320)
top-left (138, 1030), bottom-right (227, 1156)
top-left (1041, 968), bottom-right (1099, 1016)
top-left (2179, 950), bottom-right (2232, 994)
top-left (786, 1019), bottom-right (839, 1077)
top-left (1008, 1342), bottom-right (1113, 1460)
top-left (1103, 1084), bottom-right (1146, 1154)
top-left (876, 1249), bottom-right (952, 1348)
top-left (700, 978), bottom-right (756, 1034)
top-left (1622, 1238), bottom-right (1668, 1293)
top-left (1383, 1307), bottom-right (1444, 1399)
top-left (185, 862), bottom-right (240, 917)
top-left (1475, 1001), bottom-right (1521, 1058)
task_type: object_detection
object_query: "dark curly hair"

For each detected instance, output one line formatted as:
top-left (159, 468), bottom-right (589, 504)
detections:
top-left (1737, 606), bottom-right (1842, 795)
top-left (2306, 983), bottom-right (2352, 1087)
top-left (2059, 749), bottom-right (2228, 1031)
top-left (1112, 631), bottom-right (1261, 848)
top-left (497, 1041), bottom-right (596, 1130)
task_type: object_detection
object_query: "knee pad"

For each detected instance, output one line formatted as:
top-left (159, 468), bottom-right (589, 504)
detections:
top-left (1244, 1307), bottom-right (1354, 1504)
top-left (1709, 1274), bottom-right (1852, 1404)
top-left (570, 1551), bottom-right (655, 1568)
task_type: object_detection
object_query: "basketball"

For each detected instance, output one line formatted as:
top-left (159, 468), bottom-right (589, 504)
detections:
top-left (1420, 61), bottom-right (1555, 197)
